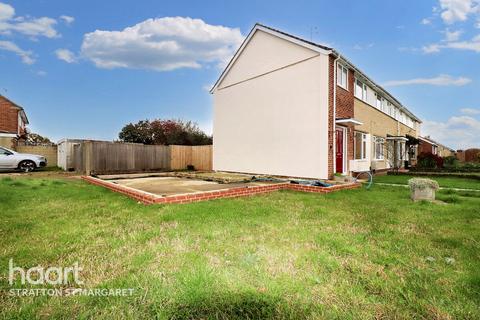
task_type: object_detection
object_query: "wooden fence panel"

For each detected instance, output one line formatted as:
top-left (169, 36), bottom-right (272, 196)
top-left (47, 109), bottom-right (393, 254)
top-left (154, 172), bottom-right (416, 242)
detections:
top-left (170, 145), bottom-right (192, 170)
top-left (191, 145), bottom-right (213, 170)
top-left (77, 141), bottom-right (211, 174)
top-left (170, 145), bottom-right (212, 171)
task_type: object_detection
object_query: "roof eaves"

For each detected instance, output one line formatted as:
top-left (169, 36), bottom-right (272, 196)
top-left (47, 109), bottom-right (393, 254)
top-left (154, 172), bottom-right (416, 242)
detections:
top-left (330, 50), bottom-right (422, 123)
top-left (255, 23), bottom-right (333, 51)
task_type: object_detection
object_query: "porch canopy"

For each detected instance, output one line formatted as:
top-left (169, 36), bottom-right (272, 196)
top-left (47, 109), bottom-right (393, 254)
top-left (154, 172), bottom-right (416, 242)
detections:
top-left (386, 136), bottom-right (408, 142)
top-left (335, 118), bottom-right (363, 126)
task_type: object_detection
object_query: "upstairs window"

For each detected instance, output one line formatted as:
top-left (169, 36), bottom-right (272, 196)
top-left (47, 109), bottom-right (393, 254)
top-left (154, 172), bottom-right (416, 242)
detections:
top-left (354, 79), bottom-right (367, 101)
top-left (388, 102), bottom-right (393, 117)
top-left (337, 64), bottom-right (348, 90)
top-left (376, 95), bottom-right (382, 110)
top-left (354, 132), bottom-right (367, 160)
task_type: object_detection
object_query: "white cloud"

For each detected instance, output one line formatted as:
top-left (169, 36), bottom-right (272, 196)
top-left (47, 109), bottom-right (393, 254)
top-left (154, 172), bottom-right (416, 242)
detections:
top-left (36, 70), bottom-right (47, 76)
top-left (0, 40), bottom-right (34, 64)
top-left (0, 2), bottom-right (59, 38)
top-left (460, 107), bottom-right (480, 114)
top-left (353, 43), bottom-right (374, 50)
top-left (384, 74), bottom-right (472, 87)
top-left (60, 15), bottom-right (74, 25)
top-left (55, 48), bottom-right (76, 63)
top-left (422, 43), bottom-right (442, 53)
top-left (80, 17), bottom-right (244, 71)
top-left (423, 34), bottom-right (480, 53)
top-left (421, 18), bottom-right (432, 25)
top-left (0, 2), bottom-right (14, 21)
top-left (444, 29), bottom-right (463, 41)
top-left (439, 0), bottom-right (479, 24)
top-left (422, 115), bottom-right (480, 149)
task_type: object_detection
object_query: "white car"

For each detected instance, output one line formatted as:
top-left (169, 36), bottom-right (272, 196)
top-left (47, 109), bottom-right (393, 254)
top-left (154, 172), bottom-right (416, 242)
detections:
top-left (0, 146), bottom-right (47, 172)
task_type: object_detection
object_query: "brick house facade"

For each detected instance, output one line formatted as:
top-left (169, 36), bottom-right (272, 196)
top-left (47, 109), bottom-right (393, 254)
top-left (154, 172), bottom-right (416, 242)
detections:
top-left (0, 95), bottom-right (29, 149)
top-left (211, 24), bottom-right (422, 179)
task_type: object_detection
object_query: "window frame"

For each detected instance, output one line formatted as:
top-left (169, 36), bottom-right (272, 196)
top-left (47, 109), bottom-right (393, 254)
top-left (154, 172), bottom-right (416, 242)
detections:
top-left (376, 94), bottom-right (382, 110)
top-left (373, 136), bottom-right (385, 160)
top-left (337, 64), bottom-right (348, 90)
top-left (354, 131), bottom-right (367, 160)
top-left (354, 78), bottom-right (367, 101)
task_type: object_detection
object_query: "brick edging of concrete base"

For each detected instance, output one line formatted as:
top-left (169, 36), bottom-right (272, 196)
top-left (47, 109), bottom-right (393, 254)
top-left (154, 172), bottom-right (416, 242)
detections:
top-left (81, 176), bottom-right (361, 205)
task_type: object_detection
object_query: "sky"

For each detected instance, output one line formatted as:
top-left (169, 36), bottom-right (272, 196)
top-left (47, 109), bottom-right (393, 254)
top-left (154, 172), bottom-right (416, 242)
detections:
top-left (0, 0), bottom-right (479, 150)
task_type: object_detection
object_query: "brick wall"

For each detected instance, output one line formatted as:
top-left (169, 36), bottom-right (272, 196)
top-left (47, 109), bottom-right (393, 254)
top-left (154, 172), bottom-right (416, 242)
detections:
top-left (418, 141), bottom-right (433, 154)
top-left (336, 65), bottom-right (355, 119)
top-left (328, 56), bottom-right (355, 178)
top-left (465, 148), bottom-right (480, 162)
top-left (82, 175), bottom-right (361, 205)
top-left (0, 96), bottom-right (20, 134)
top-left (0, 136), bottom-right (16, 149)
top-left (16, 145), bottom-right (58, 167)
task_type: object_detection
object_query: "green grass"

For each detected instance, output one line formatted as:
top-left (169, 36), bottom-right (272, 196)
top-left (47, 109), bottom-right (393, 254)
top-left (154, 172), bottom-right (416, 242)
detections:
top-left (1, 176), bottom-right (480, 319)
top-left (374, 174), bottom-right (480, 190)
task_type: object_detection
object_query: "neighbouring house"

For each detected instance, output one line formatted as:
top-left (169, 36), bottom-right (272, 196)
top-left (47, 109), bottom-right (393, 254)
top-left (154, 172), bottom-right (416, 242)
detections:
top-left (0, 95), bottom-right (29, 149)
top-left (211, 24), bottom-right (421, 179)
top-left (418, 136), bottom-right (455, 158)
top-left (456, 148), bottom-right (480, 162)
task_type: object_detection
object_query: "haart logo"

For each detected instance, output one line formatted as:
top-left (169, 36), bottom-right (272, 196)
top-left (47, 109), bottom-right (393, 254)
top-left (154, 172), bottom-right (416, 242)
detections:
top-left (8, 259), bottom-right (83, 285)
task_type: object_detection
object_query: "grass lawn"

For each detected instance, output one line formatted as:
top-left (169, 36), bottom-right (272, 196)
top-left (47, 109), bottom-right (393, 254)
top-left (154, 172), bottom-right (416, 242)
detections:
top-left (374, 174), bottom-right (480, 190)
top-left (1, 176), bottom-right (479, 319)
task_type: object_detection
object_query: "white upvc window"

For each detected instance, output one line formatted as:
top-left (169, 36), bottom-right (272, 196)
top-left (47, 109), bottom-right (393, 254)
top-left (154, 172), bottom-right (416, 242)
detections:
top-left (354, 78), bottom-right (367, 101)
top-left (374, 137), bottom-right (385, 160)
top-left (376, 94), bottom-right (382, 110)
top-left (354, 131), bottom-right (367, 160)
top-left (407, 117), bottom-right (413, 128)
top-left (337, 64), bottom-right (348, 90)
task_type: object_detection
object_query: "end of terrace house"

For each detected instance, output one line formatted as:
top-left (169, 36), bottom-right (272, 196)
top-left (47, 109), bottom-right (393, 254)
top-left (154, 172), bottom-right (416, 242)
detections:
top-left (210, 23), bottom-right (422, 180)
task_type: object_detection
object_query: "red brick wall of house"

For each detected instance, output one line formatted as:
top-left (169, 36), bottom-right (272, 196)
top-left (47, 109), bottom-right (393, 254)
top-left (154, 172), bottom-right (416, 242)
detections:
top-left (328, 56), bottom-right (355, 178)
top-left (465, 148), bottom-right (480, 162)
top-left (0, 96), bottom-right (20, 134)
top-left (418, 141), bottom-right (433, 154)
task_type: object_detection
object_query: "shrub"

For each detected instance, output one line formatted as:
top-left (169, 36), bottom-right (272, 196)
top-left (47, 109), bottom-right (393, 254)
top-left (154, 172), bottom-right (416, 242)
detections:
top-left (408, 178), bottom-right (439, 191)
top-left (417, 152), bottom-right (444, 169)
top-left (443, 156), bottom-right (458, 168)
top-left (119, 119), bottom-right (212, 145)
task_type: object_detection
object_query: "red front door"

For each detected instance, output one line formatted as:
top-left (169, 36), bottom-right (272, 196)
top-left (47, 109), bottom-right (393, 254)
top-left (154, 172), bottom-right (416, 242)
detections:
top-left (335, 128), bottom-right (344, 173)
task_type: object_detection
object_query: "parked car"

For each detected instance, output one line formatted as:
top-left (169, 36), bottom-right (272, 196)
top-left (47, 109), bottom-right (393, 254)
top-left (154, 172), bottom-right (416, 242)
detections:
top-left (0, 146), bottom-right (46, 172)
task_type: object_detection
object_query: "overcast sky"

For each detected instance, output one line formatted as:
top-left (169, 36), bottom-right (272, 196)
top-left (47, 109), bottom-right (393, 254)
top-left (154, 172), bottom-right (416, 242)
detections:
top-left (0, 0), bottom-right (479, 149)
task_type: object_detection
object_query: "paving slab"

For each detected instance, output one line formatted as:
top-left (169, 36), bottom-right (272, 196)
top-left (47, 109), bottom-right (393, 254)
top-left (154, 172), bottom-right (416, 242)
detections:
top-left (111, 176), bottom-right (274, 196)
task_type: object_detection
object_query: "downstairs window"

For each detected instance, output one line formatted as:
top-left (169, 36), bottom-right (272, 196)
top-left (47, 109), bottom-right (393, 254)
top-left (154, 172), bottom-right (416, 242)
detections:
top-left (354, 132), bottom-right (367, 160)
top-left (374, 137), bottom-right (385, 160)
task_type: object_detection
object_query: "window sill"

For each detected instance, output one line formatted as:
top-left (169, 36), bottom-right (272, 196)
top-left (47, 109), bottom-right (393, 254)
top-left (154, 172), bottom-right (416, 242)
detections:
top-left (337, 84), bottom-right (348, 92)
